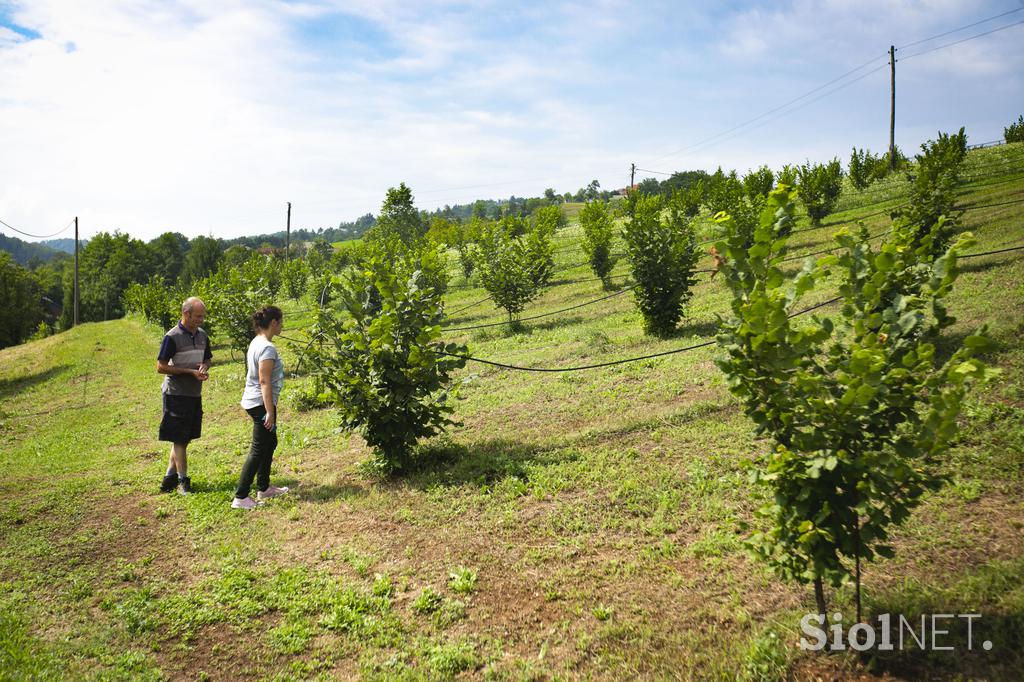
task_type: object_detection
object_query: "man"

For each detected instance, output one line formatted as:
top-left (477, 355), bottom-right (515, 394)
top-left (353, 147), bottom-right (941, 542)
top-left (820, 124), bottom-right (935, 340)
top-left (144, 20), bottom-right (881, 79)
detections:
top-left (157, 297), bottom-right (211, 494)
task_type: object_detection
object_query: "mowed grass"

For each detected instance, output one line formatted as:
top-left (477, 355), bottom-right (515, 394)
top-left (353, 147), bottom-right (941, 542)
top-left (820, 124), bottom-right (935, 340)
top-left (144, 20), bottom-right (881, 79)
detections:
top-left (1, 143), bottom-right (1023, 680)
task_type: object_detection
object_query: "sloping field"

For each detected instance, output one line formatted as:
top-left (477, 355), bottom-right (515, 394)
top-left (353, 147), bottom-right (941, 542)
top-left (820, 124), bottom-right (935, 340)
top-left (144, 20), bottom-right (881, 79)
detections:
top-left (1, 143), bottom-right (1023, 680)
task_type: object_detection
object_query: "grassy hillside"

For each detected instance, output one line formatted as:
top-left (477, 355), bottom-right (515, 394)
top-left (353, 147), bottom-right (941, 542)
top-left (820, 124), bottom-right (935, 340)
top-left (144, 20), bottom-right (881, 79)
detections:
top-left (2, 143), bottom-right (1023, 680)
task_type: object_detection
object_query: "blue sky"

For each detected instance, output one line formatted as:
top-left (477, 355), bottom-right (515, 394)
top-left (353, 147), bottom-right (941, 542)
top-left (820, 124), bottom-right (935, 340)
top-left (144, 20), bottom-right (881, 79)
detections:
top-left (1, 0), bottom-right (1022, 241)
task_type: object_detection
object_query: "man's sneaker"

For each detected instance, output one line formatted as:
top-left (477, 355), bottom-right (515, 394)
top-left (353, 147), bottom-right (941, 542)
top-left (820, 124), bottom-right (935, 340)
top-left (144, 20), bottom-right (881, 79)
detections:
top-left (231, 496), bottom-right (257, 510)
top-left (160, 472), bottom-right (179, 493)
top-left (257, 485), bottom-right (289, 502)
top-left (177, 476), bottom-right (192, 495)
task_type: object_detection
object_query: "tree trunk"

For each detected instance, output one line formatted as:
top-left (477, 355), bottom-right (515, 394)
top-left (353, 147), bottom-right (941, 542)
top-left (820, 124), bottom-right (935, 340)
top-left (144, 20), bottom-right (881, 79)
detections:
top-left (814, 576), bottom-right (827, 621)
top-left (855, 519), bottom-right (862, 623)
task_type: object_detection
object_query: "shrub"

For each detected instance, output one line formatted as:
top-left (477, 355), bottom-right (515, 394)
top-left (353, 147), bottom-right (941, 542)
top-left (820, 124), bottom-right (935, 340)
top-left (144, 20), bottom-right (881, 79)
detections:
top-left (1005, 114), bottom-right (1024, 143)
top-left (622, 192), bottom-right (699, 337)
top-left (703, 168), bottom-right (744, 216)
top-left (123, 276), bottom-right (178, 330)
top-left (281, 259), bottom-right (308, 300)
top-left (897, 127), bottom-right (968, 251)
top-left (532, 204), bottom-right (566, 233)
top-left (704, 169), bottom-right (763, 243)
top-left (305, 250), bottom-right (468, 475)
top-left (715, 185), bottom-right (993, 618)
top-left (202, 266), bottom-right (267, 357)
top-left (456, 242), bottom-right (477, 281)
top-left (477, 218), bottom-right (549, 325)
top-left (776, 164), bottom-right (798, 187)
top-left (578, 201), bottom-right (616, 288)
top-left (848, 147), bottom-right (879, 191)
top-left (742, 165), bottom-right (775, 201)
top-left (241, 254), bottom-right (282, 299)
top-left (796, 158), bottom-right (843, 225)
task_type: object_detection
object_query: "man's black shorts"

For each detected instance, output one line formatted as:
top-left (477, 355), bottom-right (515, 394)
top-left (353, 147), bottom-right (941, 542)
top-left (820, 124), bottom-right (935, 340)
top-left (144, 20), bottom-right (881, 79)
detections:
top-left (159, 394), bottom-right (203, 443)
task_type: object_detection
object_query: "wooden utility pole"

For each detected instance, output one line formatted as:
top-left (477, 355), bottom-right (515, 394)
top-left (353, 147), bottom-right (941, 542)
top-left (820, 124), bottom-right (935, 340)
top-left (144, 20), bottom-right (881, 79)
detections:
top-left (73, 216), bottom-right (79, 327)
top-left (285, 202), bottom-right (292, 260)
top-left (889, 45), bottom-right (897, 170)
top-left (630, 163), bottom-right (636, 190)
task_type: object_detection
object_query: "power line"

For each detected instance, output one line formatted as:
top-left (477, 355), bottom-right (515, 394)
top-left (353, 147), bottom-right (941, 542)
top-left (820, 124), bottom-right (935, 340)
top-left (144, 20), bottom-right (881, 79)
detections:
top-left (642, 53), bottom-right (888, 166)
top-left (898, 7), bottom-right (1024, 50)
top-left (0, 216), bottom-right (75, 240)
top-left (901, 18), bottom-right (1024, 61)
top-left (439, 296), bottom-right (843, 373)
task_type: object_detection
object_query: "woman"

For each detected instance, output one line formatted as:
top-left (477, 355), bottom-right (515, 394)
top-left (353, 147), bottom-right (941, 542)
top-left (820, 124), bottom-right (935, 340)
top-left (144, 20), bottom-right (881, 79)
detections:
top-left (232, 305), bottom-right (290, 509)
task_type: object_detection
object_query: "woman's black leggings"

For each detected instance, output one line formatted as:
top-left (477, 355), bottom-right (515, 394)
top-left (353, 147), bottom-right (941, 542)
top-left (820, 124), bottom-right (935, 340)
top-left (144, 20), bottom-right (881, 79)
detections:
top-left (235, 404), bottom-right (277, 499)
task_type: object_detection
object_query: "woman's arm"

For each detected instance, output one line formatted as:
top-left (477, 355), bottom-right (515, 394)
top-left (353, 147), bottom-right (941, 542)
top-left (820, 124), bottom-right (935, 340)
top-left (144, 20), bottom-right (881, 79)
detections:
top-left (258, 357), bottom-right (276, 430)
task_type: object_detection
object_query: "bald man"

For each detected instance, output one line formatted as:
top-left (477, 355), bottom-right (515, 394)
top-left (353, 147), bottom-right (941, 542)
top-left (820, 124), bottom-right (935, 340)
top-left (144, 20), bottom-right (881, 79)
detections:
top-left (157, 297), bottom-right (211, 494)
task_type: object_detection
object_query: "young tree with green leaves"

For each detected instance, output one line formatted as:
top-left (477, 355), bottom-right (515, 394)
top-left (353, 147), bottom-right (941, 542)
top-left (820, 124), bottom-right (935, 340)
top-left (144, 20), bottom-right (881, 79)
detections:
top-left (304, 249), bottom-right (468, 475)
top-left (1004, 114), bottom-right (1024, 143)
top-left (622, 192), bottom-right (699, 336)
top-left (282, 258), bottom-right (308, 300)
top-left (578, 201), bottom-right (617, 288)
top-left (367, 183), bottom-right (425, 248)
top-left (847, 147), bottom-right (877, 191)
top-left (715, 186), bottom-right (993, 620)
top-left (796, 158), bottom-right (844, 225)
top-left (477, 219), bottom-right (544, 326)
top-left (742, 165), bottom-right (775, 201)
top-left (898, 127), bottom-right (968, 251)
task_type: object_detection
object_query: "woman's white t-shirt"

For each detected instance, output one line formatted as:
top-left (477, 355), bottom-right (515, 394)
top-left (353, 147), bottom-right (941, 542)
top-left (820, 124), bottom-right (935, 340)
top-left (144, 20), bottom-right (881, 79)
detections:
top-left (241, 335), bottom-right (284, 409)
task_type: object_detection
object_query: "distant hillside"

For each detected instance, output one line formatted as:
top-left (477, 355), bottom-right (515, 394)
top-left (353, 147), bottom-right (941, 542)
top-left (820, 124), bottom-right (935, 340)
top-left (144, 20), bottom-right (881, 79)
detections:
top-left (0, 234), bottom-right (70, 265)
top-left (40, 238), bottom-right (78, 255)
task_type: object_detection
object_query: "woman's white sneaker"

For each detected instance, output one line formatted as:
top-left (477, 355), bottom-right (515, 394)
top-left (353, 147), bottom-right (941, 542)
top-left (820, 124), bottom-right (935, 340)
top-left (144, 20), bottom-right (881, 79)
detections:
top-left (257, 485), bottom-right (289, 501)
top-left (231, 496), bottom-right (257, 510)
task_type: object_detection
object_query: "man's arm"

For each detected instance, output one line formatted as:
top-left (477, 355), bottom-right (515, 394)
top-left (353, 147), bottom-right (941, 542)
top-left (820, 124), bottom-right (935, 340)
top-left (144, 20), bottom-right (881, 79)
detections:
top-left (157, 359), bottom-right (206, 379)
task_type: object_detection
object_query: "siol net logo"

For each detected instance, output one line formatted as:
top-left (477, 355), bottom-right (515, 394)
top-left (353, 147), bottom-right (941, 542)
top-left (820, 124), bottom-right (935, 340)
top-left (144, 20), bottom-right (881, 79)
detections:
top-left (800, 612), bottom-right (991, 652)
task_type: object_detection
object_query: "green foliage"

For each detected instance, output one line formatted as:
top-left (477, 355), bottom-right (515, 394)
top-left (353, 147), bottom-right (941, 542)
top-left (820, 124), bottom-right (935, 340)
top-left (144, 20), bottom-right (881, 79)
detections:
top-left (203, 266), bottom-right (266, 356)
top-left (703, 168), bottom-right (744, 216)
top-left (305, 249), bottom-right (468, 474)
top-left (848, 147), bottom-right (880, 191)
top-left (221, 244), bottom-right (251, 271)
top-left (412, 587), bottom-right (444, 614)
top-left (306, 239), bottom-right (333, 279)
top-left (776, 164), bottom-right (798, 187)
top-left (241, 254), bottom-right (283, 300)
top-left (579, 201), bottom-right (617, 288)
top-left (456, 242), bottom-right (477, 280)
top-left (60, 231), bottom-right (157, 326)
top-left (477, 217), bottom-right (551, 324)
top-left (179, 235), bottom-right (222, 285)
top-left (742, 166), bottom-right (775, 201)
top-left (796, 158), bottom-right (843, 225)
top-left (123, 275), bottom-right (178, 330)
top-left (147, 232), bottom-right (189, 285)
top-left (367, 183), bottom-right (425, 248)
top-left (447, 567), bottom-right (477, 595)
top-left (532, 204), bottom-right (566, 233)
top-left (27, 321), bottom-right (51, 342)
top-left (281, 259), bottom-right (308, 300)
top-left (715, 186), bottom-right (992, 611)
top-left (895, 128), bottom-right (968, 254)
top-left (1004, 114), bottom-right (1024, 144)
top-left (622, 192), bottom-right (699, 337)
top-left (740, 629), bottom-right (788, 682)
top-left (0, 252), bottom-right (44, 349)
